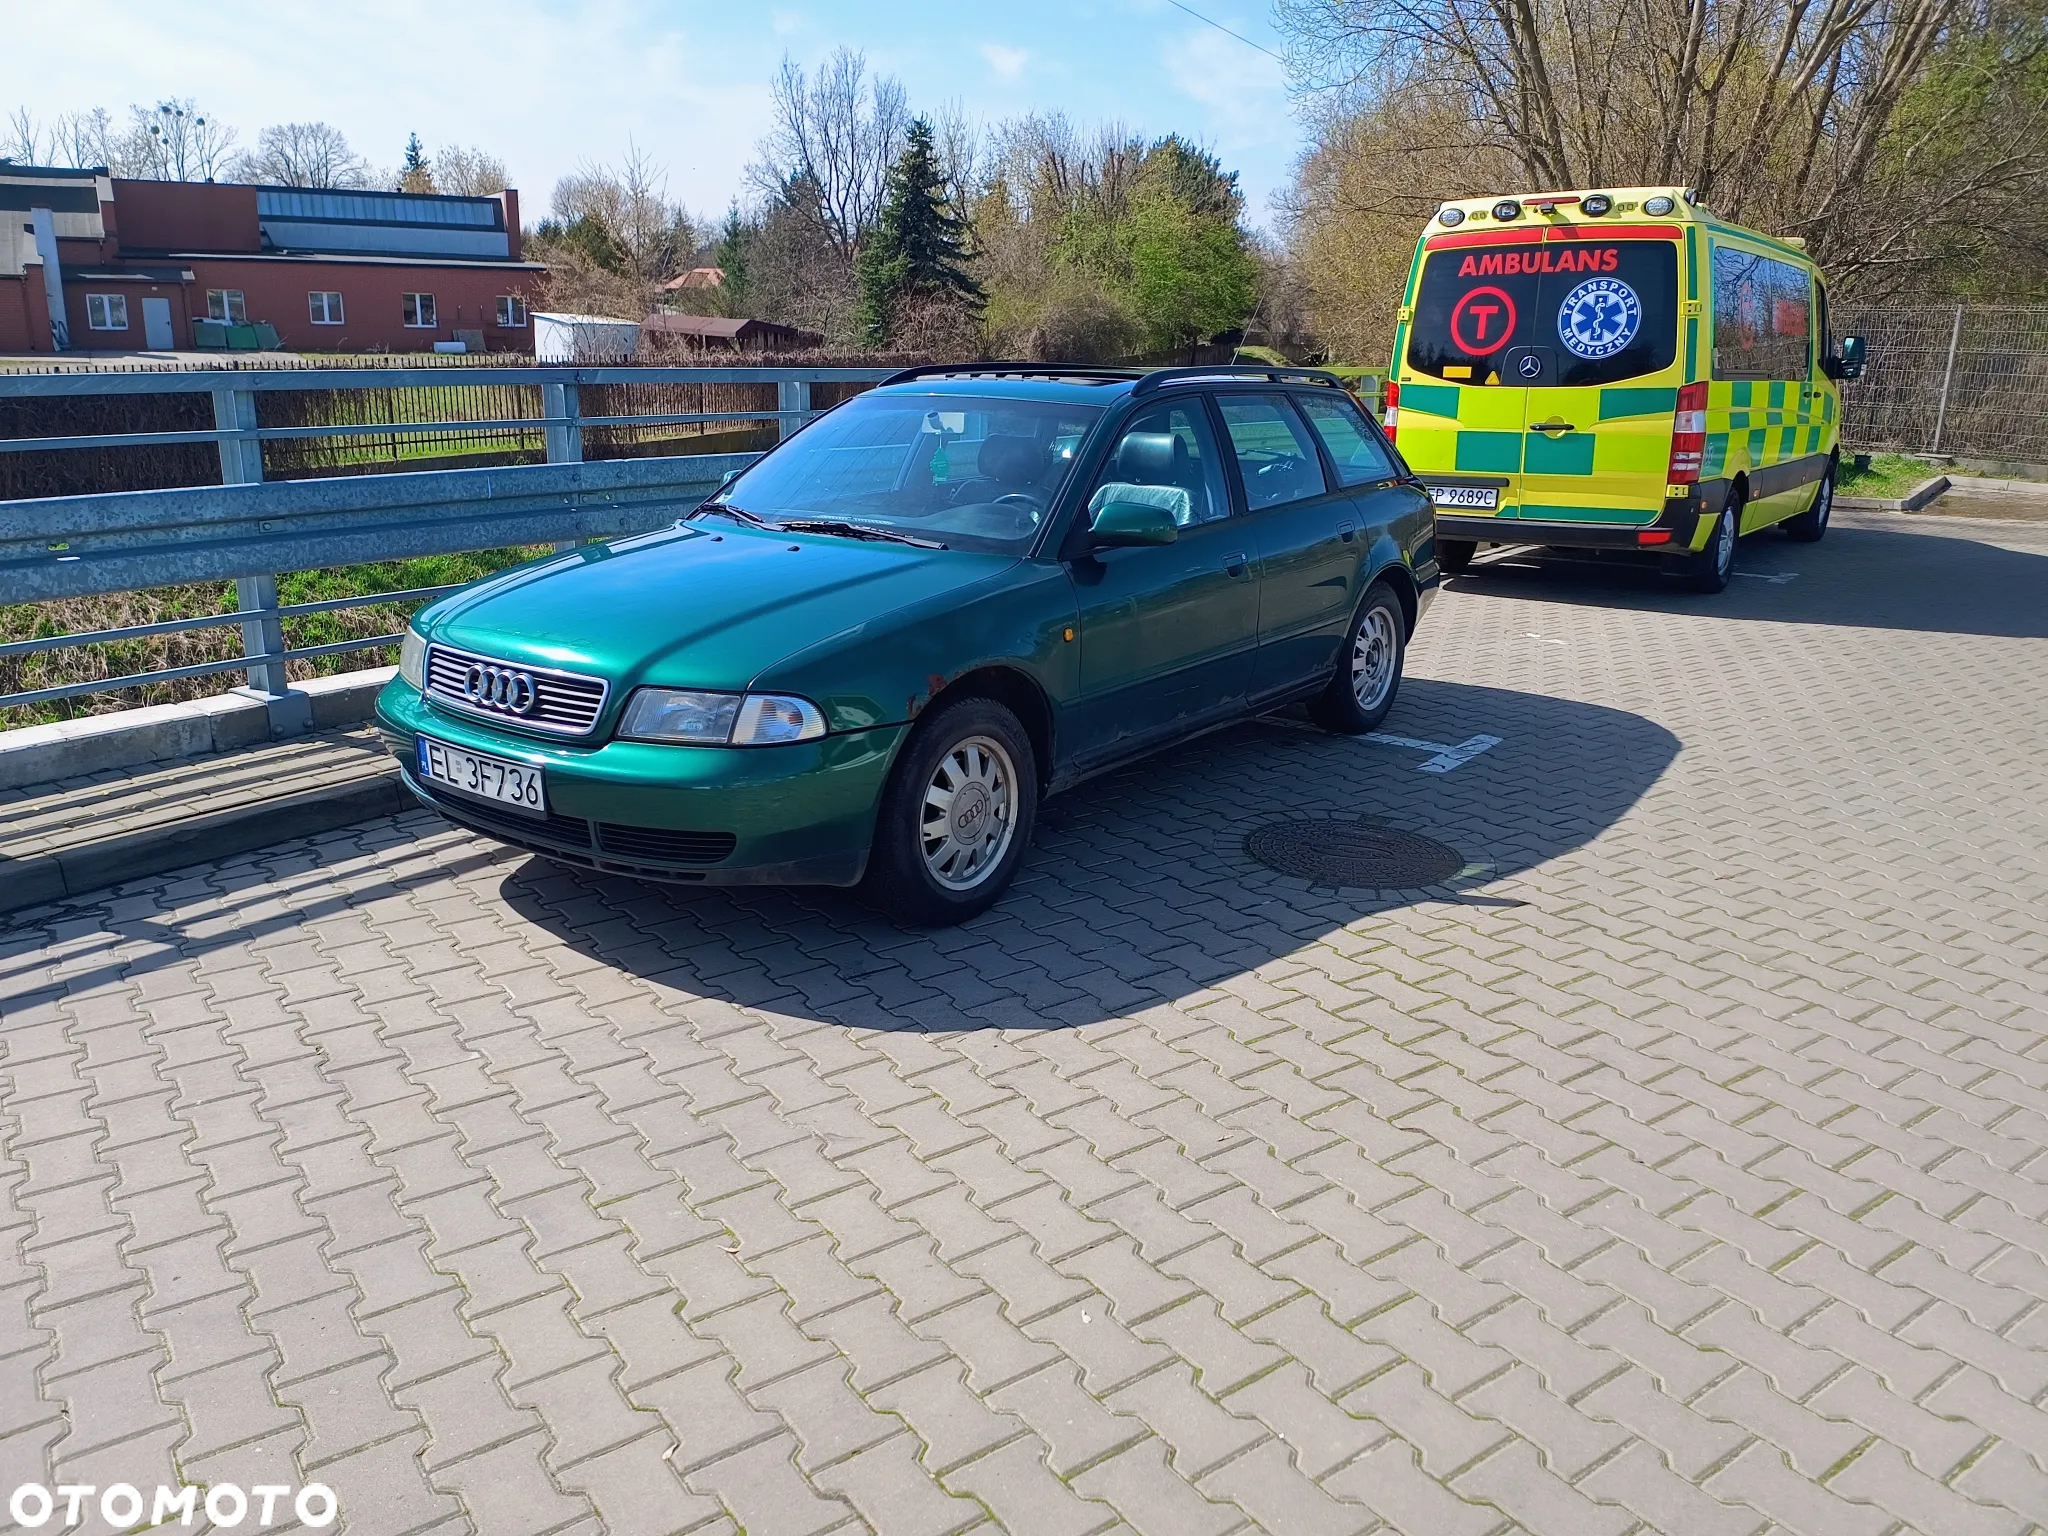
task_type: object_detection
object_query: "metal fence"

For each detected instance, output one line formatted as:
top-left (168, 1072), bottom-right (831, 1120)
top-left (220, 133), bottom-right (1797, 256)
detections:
top-left (1836, 304), bottom-right (2048, 462)
top-left (0, 365), bottom-right (895, 724)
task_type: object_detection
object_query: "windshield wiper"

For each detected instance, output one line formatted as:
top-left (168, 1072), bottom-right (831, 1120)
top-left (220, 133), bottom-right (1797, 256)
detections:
top-left (690, 502), bottom-right (775, 529)
top-left (775, 518), bottom-right (947, 549)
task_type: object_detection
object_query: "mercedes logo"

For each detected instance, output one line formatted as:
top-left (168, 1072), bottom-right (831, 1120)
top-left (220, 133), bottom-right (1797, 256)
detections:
top-left (1519, 354), bottom-right (1543, 379)
top-left (462, 663), bottom-right (538, 714)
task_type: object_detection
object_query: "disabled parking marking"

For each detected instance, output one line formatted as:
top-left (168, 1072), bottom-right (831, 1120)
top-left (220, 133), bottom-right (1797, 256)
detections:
top-left (1364, 731), bottom-right (1504, 773)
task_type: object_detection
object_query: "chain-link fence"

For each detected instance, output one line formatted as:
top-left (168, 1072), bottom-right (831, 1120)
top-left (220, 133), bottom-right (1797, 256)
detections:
top-left (1835, 304), bottom-right (2048, 462)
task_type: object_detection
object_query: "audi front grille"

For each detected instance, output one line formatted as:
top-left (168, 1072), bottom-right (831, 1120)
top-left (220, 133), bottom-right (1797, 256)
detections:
top-left (424, 644), bottom-right (609, 737)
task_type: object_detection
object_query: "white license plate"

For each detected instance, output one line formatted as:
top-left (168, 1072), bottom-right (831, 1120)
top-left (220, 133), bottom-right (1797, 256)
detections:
top-left (1431, 485), bottom-right (1500, 509)
top-left (416, 736), bottom-right (546, 817)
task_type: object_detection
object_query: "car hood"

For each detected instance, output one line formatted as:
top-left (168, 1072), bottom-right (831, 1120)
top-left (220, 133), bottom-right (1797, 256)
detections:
top-left (424, 521), bottom-right (1018, 696)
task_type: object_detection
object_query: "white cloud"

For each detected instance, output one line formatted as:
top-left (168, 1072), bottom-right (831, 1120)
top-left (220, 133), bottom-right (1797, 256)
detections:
top-left (979, 43), bottom-right (1030, 79)
top-left (1162, 26), bottom-right (1286, 134)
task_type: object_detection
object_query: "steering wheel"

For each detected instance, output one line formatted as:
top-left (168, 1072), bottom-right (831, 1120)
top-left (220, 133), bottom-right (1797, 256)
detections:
top-left (993, 492), bottom-right (1044, 527)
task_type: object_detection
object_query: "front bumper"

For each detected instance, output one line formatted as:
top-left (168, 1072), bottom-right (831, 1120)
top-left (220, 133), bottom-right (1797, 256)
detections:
top-left (376, 679), bottom-right (905, 886)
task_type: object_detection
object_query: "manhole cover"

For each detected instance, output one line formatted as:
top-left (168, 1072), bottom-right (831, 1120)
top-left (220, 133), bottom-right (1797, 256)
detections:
top-left (1245, 817), bottom-right (1464, 888)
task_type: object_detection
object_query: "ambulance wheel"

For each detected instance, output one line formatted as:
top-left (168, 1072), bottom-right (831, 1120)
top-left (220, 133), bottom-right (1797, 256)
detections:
top-left (1783, 465), bottom-right (1833, 542)
top-left (1437, 538), bottom-right (1476, 575)
top-left (1681, 494), bottom-right (1739, 593)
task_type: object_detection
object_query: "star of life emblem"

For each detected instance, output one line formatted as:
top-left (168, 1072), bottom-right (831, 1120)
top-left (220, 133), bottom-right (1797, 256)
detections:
top-left (1557, 277), bottom-right (1641, 359)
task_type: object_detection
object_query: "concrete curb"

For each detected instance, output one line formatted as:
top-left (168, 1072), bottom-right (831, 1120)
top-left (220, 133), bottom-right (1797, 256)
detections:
top-left (0, 667), bottom-right (395, 791)
top-left (1837, 476), bottom-right (1951, 513)
top-left (0, 764), bottom-right (407, 917)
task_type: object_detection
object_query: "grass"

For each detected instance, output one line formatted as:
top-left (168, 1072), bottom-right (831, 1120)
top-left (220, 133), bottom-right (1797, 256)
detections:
top-left (1, 547), bottom-right (547, 729)
top-left (1838, 453), bottom-right (1940, 500)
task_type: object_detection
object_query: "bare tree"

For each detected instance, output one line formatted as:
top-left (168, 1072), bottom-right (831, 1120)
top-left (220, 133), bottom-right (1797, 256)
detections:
top-left (434, 144), bottom-right (509, 196)
top-left (750, 48), bottom-right (909, 259)
top-left (53, 108), bottom-right (124, 171)
top-left (125, 99), bottom-right (237, 180)
top-left (2, 108), bottom-right (47, 163)
top-left (1269, 0), bottom-right (2039, 290)
top-left (550, 142), bottom-right (694, 276)
top-left (229, 121), bottom-right (375, 188)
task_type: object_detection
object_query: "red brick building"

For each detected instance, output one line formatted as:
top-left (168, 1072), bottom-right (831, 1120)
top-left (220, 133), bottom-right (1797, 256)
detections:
top-left (1, 164), bottom-right (544, 355)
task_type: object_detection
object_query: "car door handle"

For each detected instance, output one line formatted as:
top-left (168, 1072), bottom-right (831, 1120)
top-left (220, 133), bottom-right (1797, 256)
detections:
top-left (1338, 520), bottom-right (1356, 543)
top-left (1223, 552), bottom-right (1249, 578)
top-left (1531, 418), bottom-right (1577, 434)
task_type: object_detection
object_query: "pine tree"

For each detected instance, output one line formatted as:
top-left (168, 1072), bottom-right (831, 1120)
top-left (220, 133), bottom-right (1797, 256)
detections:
top-left (399, 132), bottom-right (434, 194)
top-left (856, 118), bottom-right (983, 348)
top-left (714, 202), bottom-right (753, 315)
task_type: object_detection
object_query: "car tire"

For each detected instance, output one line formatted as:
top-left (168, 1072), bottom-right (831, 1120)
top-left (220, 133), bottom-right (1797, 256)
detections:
top-left (861, 695), bottom-right (1038, 927)
top-left (1437, 538), bottom-right (1476, 575)
top-left (1783, 464), bottom-right (1833, 542)
top-left (1309, 581), bottom-right (1406, 735)
top-left (1681, 491), bottom-right (1740, 593)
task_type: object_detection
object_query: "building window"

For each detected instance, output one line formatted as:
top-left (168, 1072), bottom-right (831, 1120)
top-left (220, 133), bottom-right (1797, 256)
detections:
top-left (403, 293), bottom-right (438, 328)
top-left (496, 296), bottom-right (527, 328)
top-left (86, 293), bottom-right (129, 331)
top-left (206, 290), bottom-right (247, 324)
top-left (309, 291), bottom-right (345, 325)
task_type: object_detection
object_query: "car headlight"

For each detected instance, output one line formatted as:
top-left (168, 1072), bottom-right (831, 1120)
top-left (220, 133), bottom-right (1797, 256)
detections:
top-left (399, 629), bottom-right (427, 690)
top-left (619, 689), bottom-right (826, 745)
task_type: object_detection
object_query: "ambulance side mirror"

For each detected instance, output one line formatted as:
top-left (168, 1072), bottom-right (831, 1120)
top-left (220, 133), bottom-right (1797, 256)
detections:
top-left (1829, 334), bottom-right (1866, 382)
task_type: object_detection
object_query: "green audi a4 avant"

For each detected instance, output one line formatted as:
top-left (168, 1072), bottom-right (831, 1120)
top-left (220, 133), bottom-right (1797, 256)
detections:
top-left (377, 364), bottom-right (1440, 924)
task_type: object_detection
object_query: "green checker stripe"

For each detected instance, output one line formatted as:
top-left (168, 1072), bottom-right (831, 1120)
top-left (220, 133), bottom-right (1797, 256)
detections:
top-left (1731, 381), bottom-right (1754, 407)
top-left (1525, 432), bottom-right (1595, 476)
top-left (1600, 387), bottom-right (1678, 421)
top-left (1779, 425), bottom-right (1798, 458)
top-left (1703, 433), bottom-right (1730, 478)
top-left (1455, 431), bottom-right (1522, 473)
top-left (1768, 381), bottom-right (1787, 409)
top-left (1402, 382), bottom-right (1462, 419)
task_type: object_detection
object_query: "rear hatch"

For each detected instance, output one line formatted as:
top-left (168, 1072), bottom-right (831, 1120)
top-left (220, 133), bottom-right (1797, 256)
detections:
top-left (1399, 225), bottom-right (1683, 525)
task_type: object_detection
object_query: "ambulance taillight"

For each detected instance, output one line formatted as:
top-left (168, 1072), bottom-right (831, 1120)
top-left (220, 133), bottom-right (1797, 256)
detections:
top-left (1668, 381), bottom-right (1709, 482)
top-left (1384, 380), bottom-right (1400, 442)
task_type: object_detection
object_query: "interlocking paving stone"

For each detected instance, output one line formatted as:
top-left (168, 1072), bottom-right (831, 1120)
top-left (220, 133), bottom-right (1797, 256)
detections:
top-left (3, 512), bottom-right (2046, 1533)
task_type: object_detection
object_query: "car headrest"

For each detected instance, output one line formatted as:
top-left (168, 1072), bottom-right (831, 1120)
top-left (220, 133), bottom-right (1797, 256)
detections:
top-left (1115, 432), bottom-right (1181, 485)
top-left (976, 435), bottom-right (1045, 485)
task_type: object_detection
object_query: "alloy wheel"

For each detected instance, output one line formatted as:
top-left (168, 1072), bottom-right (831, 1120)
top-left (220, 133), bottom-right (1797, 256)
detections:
top-left (920, 735), bottom-right (1019, 890)
top-left (1351, 605), bottom-right (1400, 713)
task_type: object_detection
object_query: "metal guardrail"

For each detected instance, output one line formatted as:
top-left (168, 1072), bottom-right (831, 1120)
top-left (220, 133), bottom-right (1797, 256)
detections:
top-left (0, 365), bottom-right (896, 721)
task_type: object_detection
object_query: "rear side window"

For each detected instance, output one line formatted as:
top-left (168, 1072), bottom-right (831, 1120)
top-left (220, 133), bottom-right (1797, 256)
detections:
top-left (1712, 246), bottom-right (1811, 380)
top-left (1217, 394), bottom-right (1329, 511)
top-left (1407, 238), bottom-right (1680, 387)
top-left (1295, 393), bottom-right (1396, 487)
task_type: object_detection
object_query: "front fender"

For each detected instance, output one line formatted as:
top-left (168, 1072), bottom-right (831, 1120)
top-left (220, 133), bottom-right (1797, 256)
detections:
top-left (751, 560), bottom-right (1080, 735)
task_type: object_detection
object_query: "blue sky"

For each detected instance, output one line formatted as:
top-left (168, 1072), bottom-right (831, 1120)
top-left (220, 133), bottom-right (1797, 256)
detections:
top-left (6, 0), bottom-right (1298, 229)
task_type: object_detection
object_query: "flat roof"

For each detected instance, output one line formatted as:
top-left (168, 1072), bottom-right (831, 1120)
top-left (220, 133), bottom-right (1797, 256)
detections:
top-left (141, 250), bottom-right (545, 272)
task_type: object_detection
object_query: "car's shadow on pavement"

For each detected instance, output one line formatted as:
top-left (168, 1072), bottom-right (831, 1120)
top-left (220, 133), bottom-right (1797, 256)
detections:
top-left (494, 677), bottom-right (1679, 1032)
top-left (1447, 520), bottom-right (2048, 639)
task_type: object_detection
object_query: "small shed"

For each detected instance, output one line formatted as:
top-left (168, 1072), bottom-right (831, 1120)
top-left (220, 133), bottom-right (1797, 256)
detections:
top-left (532, 311), bottom-right (641, 364)
top-left (640, 314), bottom-right (825, 354)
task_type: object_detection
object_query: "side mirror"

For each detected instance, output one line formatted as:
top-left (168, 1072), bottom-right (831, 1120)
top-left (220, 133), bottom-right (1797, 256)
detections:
top-left (1089, 499), bottom-right (1179, 548)
top-left (1835, 334), bottom-right (1866, 381)
top-left (717, 466), bottom-right (743, 491)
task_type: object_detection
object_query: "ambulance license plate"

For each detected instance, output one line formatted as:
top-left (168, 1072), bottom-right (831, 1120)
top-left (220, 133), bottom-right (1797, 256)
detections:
top-left (417, 736), bottom-right (546, 818)
top-left (1430, 485), bottom-right (1499, 510)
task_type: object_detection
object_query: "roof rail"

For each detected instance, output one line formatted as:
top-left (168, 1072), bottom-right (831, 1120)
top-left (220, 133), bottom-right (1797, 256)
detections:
top-left (1130, 364), bottom-right (1348, 396)
top-left (881, 362), bottom-right (1146, 386)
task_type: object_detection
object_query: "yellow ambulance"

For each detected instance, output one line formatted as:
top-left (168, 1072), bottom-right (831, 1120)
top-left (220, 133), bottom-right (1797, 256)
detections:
top-left (1387, 188), bottom-right (1865, 592)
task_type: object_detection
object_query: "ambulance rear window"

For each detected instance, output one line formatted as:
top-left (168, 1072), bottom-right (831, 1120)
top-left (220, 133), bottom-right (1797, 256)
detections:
top-left (1406, 239), bottom-right (1679, 387)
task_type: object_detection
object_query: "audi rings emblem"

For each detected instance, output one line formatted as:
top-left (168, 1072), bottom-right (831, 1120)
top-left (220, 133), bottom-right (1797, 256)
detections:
top-left (463, 663), bottom-right (538, 715)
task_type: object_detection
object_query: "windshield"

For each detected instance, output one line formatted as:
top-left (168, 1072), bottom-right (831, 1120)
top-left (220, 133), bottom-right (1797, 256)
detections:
top-left (708, 392), bottom-right (1102, 555)
top-left (1407, 236), bottom-right (1680, 387)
